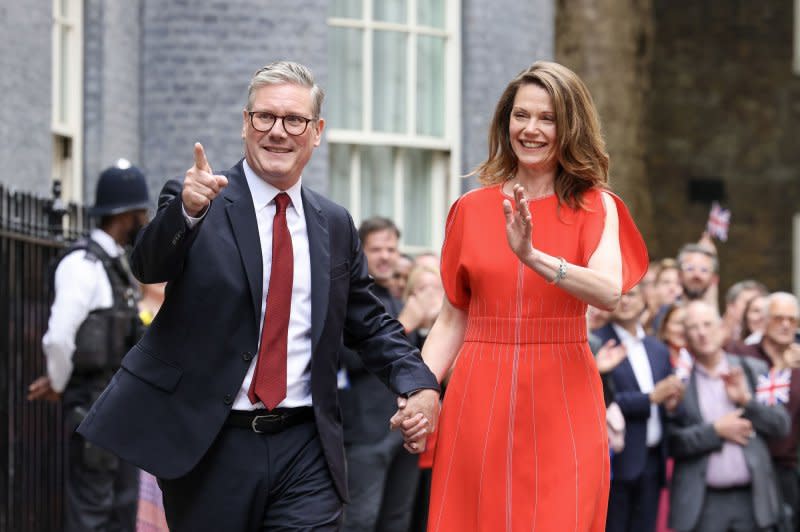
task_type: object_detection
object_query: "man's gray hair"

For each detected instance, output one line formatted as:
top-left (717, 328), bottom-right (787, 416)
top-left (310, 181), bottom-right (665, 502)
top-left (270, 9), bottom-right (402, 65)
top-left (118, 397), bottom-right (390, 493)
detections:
top-left (764, 292), bottom-right (799, 320)
top-left (246, 61), bottom-right (325, 118)
top-left (677, 243), bottom-right (719, 273)
top-left (725, 279), bottom-right (768, 305)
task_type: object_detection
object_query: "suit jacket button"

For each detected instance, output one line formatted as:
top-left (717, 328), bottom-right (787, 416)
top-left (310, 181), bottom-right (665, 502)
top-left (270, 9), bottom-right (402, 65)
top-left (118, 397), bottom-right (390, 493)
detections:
top-left (242, 351), bottom-right (254, 361)
top-left (224, 394), bottom-right (233, 405)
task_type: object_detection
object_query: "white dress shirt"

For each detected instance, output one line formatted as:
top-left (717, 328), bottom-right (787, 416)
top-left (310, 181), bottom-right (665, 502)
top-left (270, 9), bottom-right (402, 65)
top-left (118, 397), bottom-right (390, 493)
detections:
top-left (612, 323), bottom-right (663, 447)
top-left (231, 160), bottom-right (313, 410)
top-left (42, 229), bottom-right (123, 392)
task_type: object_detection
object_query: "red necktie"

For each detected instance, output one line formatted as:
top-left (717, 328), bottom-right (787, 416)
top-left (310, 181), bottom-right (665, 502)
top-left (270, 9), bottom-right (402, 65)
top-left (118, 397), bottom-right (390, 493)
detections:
top-left (248, 192), bottom-right (293, 409)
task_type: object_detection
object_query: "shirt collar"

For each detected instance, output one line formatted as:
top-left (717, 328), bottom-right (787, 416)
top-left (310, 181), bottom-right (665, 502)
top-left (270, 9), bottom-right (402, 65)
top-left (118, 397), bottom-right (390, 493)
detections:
top-left (90, 228), bottom-right (123, 258)
top-left (695, 354), bottom-right (729, 378)
top-left (611, 322), bottom-right (646, 344)
top-left (242, 159), bottom-right (304, 218)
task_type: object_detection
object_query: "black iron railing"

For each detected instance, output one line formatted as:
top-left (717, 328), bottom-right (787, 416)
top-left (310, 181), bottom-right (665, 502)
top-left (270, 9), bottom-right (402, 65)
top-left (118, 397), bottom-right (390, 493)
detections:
top-left (0, 182), bottom-right (88, 532)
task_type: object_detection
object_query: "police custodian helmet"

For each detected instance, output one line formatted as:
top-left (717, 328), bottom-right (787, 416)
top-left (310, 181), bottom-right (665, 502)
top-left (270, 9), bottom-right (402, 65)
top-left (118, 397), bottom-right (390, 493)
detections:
top-left (88, 159), bottom-right (151, 217)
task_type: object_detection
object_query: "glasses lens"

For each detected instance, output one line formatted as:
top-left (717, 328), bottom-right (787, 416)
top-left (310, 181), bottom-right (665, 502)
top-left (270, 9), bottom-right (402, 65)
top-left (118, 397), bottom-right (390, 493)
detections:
top-left (283, 116), bottom-right (303, 135)
top-left (251, 112), bottom-right (275, 132)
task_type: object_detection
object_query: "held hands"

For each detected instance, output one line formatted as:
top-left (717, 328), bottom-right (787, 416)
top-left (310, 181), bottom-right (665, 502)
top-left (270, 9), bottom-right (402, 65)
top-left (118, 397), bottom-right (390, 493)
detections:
top-left (27, 376), bottom-right (61, 403)
top-left (503, 184), bottom-right (537, 264)
top-left (181, 143), bottom-right (229, 217)
top-left (389, 389), bottom-right (441, 454)
top-left (714, 408), bottom-right (754, 446)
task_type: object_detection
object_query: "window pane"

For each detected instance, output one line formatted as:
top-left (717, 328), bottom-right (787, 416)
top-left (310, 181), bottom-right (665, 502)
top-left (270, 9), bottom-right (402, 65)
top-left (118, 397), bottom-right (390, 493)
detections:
top-left (361, 146), bottom-right (395, 219)
top-left (373, 0), bottom-right (406, 23)
top-left (417, 0), bottom-right (445, 28)
top-left (60, 0), bottom-right (69, 18)
top-left (373, 31), bottom-right (406, 133)
top-left (416, 35), bottom-right (445, 137)
top-left (330, 144), bottom-right (351, 208)
top-left (404, 149), bottom-right (433, 246)
top-left (328, 27), bottom-right (363, 130)
top-left (330, 0), bottom-right (362, 18)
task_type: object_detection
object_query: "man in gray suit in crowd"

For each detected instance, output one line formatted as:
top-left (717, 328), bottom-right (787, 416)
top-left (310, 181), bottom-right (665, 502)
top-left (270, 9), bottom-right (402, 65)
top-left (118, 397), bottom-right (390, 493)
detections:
top-left (667, 300), bottom-right (789, 532)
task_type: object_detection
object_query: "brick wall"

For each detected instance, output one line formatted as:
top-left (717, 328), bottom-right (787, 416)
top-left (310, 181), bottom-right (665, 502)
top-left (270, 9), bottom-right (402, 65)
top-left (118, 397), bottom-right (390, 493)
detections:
top-left (139, 0), bottom-right (329, 195)
top-left (0, 2), bottom-right (52, 195)
top-left (460, 0), bottom-right (555, 190)
top-left (83, 0), bottom-right (143, 204)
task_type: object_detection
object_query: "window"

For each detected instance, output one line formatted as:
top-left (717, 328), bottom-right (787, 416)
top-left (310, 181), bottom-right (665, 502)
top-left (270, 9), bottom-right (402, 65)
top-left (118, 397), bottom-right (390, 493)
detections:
top-left (52, 0), bottom-right (83, 203)
top-left (327, 0), bottom-right (460, 252)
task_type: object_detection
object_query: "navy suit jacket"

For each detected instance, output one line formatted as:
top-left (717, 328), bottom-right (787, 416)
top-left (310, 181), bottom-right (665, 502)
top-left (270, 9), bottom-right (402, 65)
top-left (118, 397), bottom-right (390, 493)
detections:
top-left (77, 160), bottom-right (439, 500)
top-left (595, 323), bottom-right (672, 482)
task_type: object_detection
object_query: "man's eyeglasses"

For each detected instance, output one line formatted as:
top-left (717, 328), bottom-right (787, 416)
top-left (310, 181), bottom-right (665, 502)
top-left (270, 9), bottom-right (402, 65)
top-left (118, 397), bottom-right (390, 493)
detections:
top-left (680, 265), bottom-right (712, 275)
top-left (248, 111), bottom-right (315, 136)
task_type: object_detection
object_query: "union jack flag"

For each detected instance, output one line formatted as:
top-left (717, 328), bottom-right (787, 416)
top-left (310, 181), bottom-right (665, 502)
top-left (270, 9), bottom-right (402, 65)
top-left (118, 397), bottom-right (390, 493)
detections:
top-left (756, 368), bottom-right (792, 406)
top-left (706, 201), bottom-right (731, 242)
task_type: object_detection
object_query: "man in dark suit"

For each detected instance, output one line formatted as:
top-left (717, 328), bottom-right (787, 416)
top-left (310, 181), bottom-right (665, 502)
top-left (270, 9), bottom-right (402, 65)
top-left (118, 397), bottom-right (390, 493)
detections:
top-left (595, 283), bottom-right (683, 532)
top-left (78, 61), bottom-right (440, 531)
top-left (668, 300), bottom-right (789, 532)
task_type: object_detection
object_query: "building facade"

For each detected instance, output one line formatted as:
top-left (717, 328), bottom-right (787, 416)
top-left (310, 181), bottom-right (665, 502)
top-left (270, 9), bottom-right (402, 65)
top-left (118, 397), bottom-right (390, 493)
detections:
top-left (4, 0), bottom-right (798, 292)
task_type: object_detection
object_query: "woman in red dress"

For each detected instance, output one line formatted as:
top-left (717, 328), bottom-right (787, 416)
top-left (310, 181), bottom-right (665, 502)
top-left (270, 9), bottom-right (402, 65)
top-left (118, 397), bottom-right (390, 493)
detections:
top-left (403, 61), bottom-right (648, 532)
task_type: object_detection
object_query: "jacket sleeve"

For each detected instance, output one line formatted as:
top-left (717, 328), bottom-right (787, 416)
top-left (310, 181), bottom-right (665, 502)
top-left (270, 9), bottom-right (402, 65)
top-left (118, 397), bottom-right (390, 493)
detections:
top-left (340, 211), bottom-right (439, 396)
top-left (667, 409), bottom-right (724, 459)
top-left (613, 390), bottom-right (653, 420)
top-left (742, 399), bottom-right (791, 439)
top-left (130, 179), bottom-right (202, 283)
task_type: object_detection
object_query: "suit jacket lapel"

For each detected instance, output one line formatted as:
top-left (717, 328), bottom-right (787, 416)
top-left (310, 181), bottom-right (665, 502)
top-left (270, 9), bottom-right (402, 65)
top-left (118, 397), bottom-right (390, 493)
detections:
top-left (302, 187), bottom-right (329, 354)
top-left (222, 162), bottom-right (263, 324)
top-left (684, 370), bottom-right (702, 422)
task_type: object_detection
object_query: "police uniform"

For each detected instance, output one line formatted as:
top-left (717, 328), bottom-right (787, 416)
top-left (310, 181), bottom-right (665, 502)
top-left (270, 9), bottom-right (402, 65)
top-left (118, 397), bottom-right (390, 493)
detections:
top-left (42, 162), bottom-right (149, 532)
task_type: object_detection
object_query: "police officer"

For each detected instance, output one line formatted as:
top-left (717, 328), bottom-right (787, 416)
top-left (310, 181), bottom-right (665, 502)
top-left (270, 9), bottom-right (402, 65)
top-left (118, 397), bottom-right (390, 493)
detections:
top-left (28, 159), bottom-right (150, 532)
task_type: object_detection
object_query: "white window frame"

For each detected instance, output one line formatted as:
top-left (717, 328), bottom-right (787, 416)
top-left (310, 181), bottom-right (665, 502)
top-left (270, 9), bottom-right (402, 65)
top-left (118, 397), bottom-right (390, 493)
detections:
top-left (327, 0), bottom-right (461, 253)
top-left (52, 0), bottom-right (84, 203)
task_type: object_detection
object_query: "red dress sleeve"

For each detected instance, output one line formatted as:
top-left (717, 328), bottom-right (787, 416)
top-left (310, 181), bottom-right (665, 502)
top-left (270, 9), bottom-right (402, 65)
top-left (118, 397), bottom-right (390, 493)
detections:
top-left (581, 189), bottom-right (649, 293)
top-left (440, 197), bottom-right (471, 310)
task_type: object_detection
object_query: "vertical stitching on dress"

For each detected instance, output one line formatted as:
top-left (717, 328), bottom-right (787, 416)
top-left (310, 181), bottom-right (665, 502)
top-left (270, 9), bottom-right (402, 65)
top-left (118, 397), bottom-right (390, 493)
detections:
top-left (476, 307), bottom-right (502, 523)
top-left (556, 299), bottom-right (580, 532)
top-left (530, 295), bottom-right (544, 532)
top-left (432, 338), bottom-right (477, 532)
top-left (507, 260), bottom-right (524, 531)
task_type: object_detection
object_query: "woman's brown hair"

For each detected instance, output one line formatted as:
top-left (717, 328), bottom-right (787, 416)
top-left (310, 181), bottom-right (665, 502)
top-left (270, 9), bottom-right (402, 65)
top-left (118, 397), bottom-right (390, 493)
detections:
top-left (472, 61), bottom-right (609, 209)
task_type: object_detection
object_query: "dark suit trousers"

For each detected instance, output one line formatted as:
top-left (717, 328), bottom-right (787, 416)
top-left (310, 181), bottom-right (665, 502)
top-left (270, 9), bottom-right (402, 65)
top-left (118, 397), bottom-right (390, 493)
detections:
top-left (691, 487), bottom-right (773, 532)
top-left (606, 447), bottom-right (662, 532)
top-left (159, 420), bottom-right (342, 532)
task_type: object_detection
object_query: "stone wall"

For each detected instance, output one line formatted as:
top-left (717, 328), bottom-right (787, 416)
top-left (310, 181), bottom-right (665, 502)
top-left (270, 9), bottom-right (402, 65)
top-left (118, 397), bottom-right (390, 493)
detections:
top-left (647, 0), bottom-right (800, 292)
top-left (0, 2), bottom-right (53, 195)
top-left (556, 0), bottom-right (656, 242)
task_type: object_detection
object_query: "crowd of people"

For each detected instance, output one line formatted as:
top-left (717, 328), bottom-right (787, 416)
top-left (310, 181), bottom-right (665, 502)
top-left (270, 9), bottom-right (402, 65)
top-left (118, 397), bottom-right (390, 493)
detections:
top-left (591, 234), bottom-right (800, 532)
top-left (25, 57), bottom-right (800, 532)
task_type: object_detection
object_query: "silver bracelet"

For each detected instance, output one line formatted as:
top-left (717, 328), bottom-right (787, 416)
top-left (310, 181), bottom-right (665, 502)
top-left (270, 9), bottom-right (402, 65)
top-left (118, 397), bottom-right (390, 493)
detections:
top-left (549, 257), bottom-right (567, 285)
